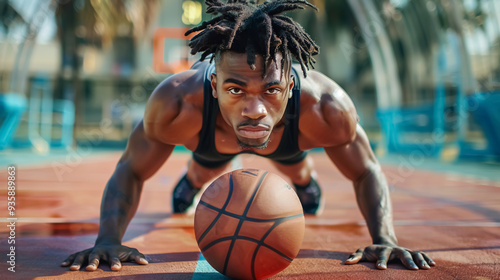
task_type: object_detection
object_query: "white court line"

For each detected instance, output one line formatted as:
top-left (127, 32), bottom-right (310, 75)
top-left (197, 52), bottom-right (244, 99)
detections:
top-left (394, 220), bottom-right (500, 227)
top-left (5, 218), bottom-right (498, 227)
top-left (0, 218), bottom-right (78, 223)
top-left (303, 219), bottom-right (500, 227)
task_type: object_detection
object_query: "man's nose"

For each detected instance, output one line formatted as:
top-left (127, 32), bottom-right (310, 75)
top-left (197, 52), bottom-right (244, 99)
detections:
top-left (242, 97), bottom-right (267, 119)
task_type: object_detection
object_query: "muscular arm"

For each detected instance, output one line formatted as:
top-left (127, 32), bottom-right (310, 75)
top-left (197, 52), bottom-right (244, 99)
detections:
top-left (324, 125), bottom-right (396, 245)
top-left (302, 71), bottom-right (434, 270)
top-left (325, 125), bottom-right (434, 270)
top-left (61, 121), bottom-right (175, 271)
top-left (303, 72), bottom-right (392, 240)
top-left (62, 70), bottom-right (202, 271)
top-left (96, 121), bottom-right (174, 245)
top-left (97, 71), bottom-right (199, 245)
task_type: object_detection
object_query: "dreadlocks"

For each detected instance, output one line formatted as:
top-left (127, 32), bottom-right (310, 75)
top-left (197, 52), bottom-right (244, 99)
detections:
top-left (185, 0), bottom-right (319, 77)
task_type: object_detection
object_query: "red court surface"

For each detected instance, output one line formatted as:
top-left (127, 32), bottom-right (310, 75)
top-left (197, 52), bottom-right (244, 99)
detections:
top-left (1, 152), bottom-right (499, 279)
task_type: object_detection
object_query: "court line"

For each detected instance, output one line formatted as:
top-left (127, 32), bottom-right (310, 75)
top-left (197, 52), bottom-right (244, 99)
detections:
top-left (192, 156), bottom-right (243, 279)
top-left (3, 218), bottom-right (498, 227)
top-left (304, 219), bottom-right (500, 227)
top-left (0, 217), bottom-right (175, 223)
top-left (393, 220), bottom-right (500, 227)
top-left (192, 253), bottom-right (229, 279)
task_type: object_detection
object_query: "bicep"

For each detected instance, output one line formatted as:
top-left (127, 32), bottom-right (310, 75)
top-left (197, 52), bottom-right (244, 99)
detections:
top-left (324, 124), bottom-right (379, 182)
top-left (119, 120), bottom-right (175, 181)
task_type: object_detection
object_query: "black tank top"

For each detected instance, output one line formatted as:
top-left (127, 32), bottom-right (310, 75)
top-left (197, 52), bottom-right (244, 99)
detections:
top-left (192, 62), bottom-right (306, 168)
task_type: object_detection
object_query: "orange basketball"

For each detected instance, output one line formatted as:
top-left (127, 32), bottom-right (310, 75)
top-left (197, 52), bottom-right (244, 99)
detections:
top-left (194, 169), bottom-right (305, 280)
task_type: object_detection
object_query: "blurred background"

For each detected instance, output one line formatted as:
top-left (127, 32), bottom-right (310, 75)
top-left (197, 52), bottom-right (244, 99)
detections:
top-left (0, 0), bottom-right (499, 165)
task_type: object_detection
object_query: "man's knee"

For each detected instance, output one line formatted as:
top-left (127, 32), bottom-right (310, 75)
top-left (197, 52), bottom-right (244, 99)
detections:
top-left (273, 156), bottom-right (315, 185)
top-left (288, 167), bottom-right (313, 185)
top-left (186, 159), bottom-right (230, 188)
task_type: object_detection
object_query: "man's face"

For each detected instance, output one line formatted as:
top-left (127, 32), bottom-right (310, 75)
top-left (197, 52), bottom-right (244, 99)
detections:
top-left (211, 51), bottom-right (294, 149)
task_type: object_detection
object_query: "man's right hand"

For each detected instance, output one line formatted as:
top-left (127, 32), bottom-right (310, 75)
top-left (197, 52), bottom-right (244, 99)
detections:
top-left (61, 243), bottom-right (148, 271)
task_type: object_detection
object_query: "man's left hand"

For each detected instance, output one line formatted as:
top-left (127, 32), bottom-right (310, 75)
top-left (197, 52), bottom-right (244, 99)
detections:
top-left (344, 244), bottom-right (436, 270)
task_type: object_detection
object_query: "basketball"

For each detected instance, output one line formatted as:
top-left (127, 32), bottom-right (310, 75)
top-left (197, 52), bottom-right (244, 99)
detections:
top-left (194, 168), bottom-right (305, 279)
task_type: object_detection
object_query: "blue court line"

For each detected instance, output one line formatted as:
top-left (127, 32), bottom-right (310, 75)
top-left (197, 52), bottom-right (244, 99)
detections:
top-left (192, 253), bottom-right (229, 280)
top-left (192, 155), bottom-right (240, 279)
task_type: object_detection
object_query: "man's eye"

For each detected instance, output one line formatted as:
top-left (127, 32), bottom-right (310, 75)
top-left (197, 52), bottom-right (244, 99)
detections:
top-left (266, 88), bottom-right (282, 95)
top-left (228, 88), bottom-right (243, 95)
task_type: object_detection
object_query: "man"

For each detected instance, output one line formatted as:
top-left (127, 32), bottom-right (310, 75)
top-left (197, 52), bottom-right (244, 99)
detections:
top-left (62, 0), bottom-right (435, 272)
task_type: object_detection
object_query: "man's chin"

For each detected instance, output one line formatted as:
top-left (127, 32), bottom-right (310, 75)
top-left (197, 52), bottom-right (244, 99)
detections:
top-left (237, 138), bottom-right (269, 150)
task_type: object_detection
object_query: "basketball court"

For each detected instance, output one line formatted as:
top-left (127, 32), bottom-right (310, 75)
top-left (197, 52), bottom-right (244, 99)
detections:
top-left (1, 2), bottom-right (500, 279)
top-left (0, 150), bottom-right (499, 279)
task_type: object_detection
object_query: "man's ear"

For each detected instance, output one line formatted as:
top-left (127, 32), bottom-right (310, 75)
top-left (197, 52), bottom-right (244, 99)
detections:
top-left (210, 73), bottom-right (217, 98)
top-left (288, 75), bottom-right (295, 99)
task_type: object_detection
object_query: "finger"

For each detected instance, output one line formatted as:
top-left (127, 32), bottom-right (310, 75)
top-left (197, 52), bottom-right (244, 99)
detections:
top-left (69, 253), bottom-right (86, 271)
top-left (86, 252), bottom-right (101, 272)
top-left (376, 247), bottom-right (393, 270)
top-left (61, 253), bottom-right (76, 267)
top-left (129, 249), bottom-right (148, 265)
top-left (399, 250), bottom-right (419, 270)
top-left (345, 248), bottom-right (364, 265)
top-left (421, 252), bottom-right (436, 266)
top-left (110, 257), bottom-right (122, 271)
top-left (413, 252), bottom-right (431, 270)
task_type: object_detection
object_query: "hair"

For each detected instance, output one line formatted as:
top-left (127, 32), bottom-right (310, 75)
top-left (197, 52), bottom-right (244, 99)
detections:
top-left (185, 0), bottom-right (319, 77)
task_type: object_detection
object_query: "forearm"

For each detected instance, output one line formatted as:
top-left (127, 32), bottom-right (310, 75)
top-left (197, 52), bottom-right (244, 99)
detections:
top-left (95, 162), bottom-right (143, 244)
top-left (354, 166), bottom-right (397, 245)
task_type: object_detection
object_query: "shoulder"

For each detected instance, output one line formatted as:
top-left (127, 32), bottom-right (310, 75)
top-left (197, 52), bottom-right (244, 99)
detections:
top-left (143, 66), bottom-right (206, 144)
top-left (296, 68), bottom-right (359, 148)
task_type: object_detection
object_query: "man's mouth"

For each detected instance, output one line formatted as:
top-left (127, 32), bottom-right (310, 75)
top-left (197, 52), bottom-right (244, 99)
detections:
top-left (237, 123), bottom-right (270, 139)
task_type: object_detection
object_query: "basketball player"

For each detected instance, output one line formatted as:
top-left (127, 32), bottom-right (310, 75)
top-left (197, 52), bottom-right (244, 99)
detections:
top-left (62, 0), bottom-right (435, 272)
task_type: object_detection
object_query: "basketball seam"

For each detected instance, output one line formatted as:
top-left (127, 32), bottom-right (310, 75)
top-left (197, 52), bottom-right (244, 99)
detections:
top-left (197, 174), bottom-right (235, 245)
top-left (200, 214), bottom-right (302, 252)
top-left (199, 171), bottom-right (303, 279)
top-left (251, 220), bottom-right (289, 280)
top-left (198, 201), bottom-right (303, 223)
top-left (201, 235), bottom-right (294, 261)
top-left (223, 171), bottom-right (268, 276)
top-left (241, 170), bottom-right (258, 176)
